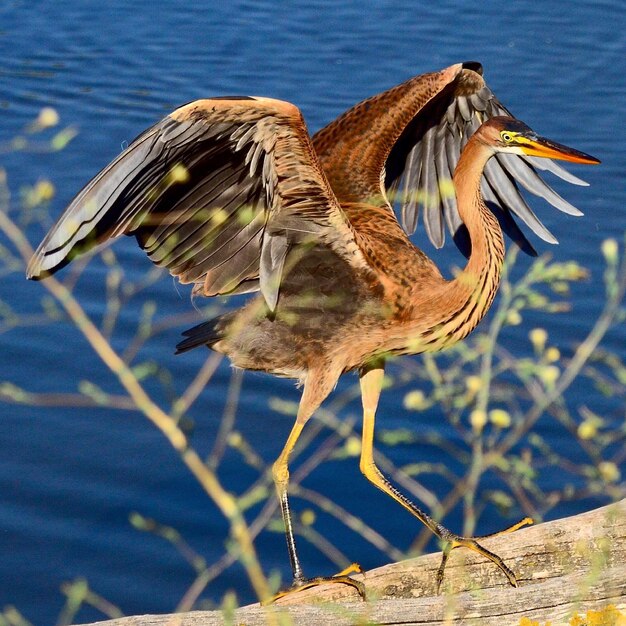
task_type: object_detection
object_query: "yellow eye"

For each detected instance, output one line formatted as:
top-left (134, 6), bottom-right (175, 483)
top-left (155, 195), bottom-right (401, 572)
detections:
top-left (501, 132), bottom-right (513, 143)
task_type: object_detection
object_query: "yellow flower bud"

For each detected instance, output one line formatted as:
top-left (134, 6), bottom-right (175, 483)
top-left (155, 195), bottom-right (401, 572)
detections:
top-left (598, 461), bottom-right (620, 483)
top-left (168, 163), bottom-right (190, 183)
top-left (545, 347), bottom-right (561, 363)
top-left (577, 421), bottom-right (597, 440)
top-left (540, 365), bottom-right (560, 386)
top-left (35, 179), bottom-right (55, 202)
top-left (227, 431), bottom-right (242, 447)
top-left (344, 436), bottom-right (361, 457)
top-left (301, 509), bottom-right (316, 526)
top-left (601, 238), bottom-right (618, 264)
top-left (36, 107), bottom-right (60, 128)
top-left (404, 390), bottom-right (426, 411)
top-left (470, 409), bottom-right (487, 432)
top-left (529, 328), bottom-right (547, 352)
top-left (465, 375), bottom-right (482, 395)
top-left (506, 310), bottom-right (522, 326)
top-left (211, 208), bottom-right (228, 225)
top-left (489, 408), bottom-right (511, 428)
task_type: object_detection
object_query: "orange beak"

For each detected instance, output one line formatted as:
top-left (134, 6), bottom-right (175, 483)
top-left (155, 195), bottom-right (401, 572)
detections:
top-left (519, 135), bottom-right (600, 164)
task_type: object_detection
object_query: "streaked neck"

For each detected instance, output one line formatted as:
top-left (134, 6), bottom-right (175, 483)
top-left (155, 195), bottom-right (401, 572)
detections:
top-left (450, 137), bottom-right (506, 337)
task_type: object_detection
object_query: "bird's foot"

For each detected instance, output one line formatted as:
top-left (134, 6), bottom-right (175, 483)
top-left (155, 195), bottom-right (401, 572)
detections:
top-left (436, 516), bottom-right (533, 591)
top-left (266, 562), bottom-right (366, 604)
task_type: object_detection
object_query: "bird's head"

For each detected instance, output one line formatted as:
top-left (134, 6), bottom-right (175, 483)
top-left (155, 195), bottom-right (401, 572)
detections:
top-left (479, 116), bottom-right (600, 164)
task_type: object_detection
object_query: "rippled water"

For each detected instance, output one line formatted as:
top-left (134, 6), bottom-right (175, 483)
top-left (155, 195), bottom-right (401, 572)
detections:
top-left (1, 1), bottom-right (624, 623)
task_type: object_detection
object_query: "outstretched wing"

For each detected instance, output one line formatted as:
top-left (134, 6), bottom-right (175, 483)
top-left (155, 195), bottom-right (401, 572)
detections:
top-left (27, 97), bottom-right (369, 310)
top-left (313, 62), bottom-right (588, 254)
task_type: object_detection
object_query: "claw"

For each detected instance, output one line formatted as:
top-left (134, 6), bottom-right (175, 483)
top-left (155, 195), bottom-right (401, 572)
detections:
top-left (435, 517), bottom-right (533, 592)
top-left (334, 562), bottom-right (365, 578)
top-left (436, 543), bottom-right (452, 593)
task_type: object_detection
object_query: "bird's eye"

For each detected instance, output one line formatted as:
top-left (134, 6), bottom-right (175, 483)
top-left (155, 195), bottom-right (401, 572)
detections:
top-left (501, 132), bottom-right (513, 143)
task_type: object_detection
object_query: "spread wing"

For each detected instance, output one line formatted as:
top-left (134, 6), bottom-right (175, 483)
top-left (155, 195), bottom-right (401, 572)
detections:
top-left (27, 97), bottom-right (369, 310)
top-left (313, 62), bottom-right (589, 254)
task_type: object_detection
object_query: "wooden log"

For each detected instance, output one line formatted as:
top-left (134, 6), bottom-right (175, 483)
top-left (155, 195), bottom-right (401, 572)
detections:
top-left (83, 499), bottom-right (625, 626)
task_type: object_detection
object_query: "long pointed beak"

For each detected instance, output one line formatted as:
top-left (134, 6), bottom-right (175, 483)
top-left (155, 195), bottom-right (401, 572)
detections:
top-left (519, 135), bottom-right (600, 164)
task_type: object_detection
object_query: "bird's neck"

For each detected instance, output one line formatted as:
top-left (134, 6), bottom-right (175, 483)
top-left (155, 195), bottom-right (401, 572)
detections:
top-left (448, 138), bottom-right (506, 339)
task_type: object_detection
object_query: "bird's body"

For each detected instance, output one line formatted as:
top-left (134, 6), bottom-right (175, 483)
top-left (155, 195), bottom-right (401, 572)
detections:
top-left (27, 62), bottom-right (599, 597)
top-left (179, 118), bottom-right (508, 383)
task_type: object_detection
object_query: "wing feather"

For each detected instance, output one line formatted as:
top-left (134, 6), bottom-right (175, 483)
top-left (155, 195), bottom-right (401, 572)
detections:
top-left (28, 97), bottom-right (370, 310)
top-left (312, 62), bottom-right (590, 253)
top-left (388, 65), bottom-right (588, 248)
top-left (483, 158), bottom-right (557, 244)
top-left (420, 127), bottom-right (444, 246)
top-left (398, 141), bottom-right (422, 235)
top-left (498, 153), bottom-right (584, 216)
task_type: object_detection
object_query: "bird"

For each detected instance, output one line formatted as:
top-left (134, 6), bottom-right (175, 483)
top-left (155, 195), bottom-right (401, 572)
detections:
top-left (27, 61), bottom-right (599, 598)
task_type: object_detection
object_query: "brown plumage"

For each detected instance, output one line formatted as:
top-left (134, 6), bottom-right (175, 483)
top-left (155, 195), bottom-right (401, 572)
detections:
top-left (27, 62), bottom-right (599, 597)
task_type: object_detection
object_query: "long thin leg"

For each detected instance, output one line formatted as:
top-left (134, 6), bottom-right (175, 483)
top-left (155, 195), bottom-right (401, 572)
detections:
top-left (272, 417), bottom-right (307, 582)
top-left (269, 368), bottom-right (365, 602)
top-left (358, 365), bottom-right (531, 589)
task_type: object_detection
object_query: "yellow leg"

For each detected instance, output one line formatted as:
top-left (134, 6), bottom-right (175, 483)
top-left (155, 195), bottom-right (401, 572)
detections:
top-left (267, 369), bottom-right (366, 603)
top-left (358, 366), bottom-right (530, 590)
top-left (271, 418), bottom-right (306, 582)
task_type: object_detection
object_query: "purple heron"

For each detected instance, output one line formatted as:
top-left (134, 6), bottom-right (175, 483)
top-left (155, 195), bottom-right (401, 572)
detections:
top-left (27, 62), bottom-right (599, 597)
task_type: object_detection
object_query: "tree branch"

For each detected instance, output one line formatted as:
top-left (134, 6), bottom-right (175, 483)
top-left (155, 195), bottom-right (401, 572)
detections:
top-left (79, 499), bottom-right (625, 626)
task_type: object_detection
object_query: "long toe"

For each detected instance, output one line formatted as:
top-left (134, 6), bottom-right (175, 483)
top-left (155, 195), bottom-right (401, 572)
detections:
top-left (267, 565), bottom-right (366, 604)
top-left (433, 516), bottom-right (533, 591)
top-left (437, 533), bottom-right (518, 591)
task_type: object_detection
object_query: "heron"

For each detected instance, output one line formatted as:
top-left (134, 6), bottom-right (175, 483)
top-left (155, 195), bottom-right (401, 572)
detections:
top-left (27, 62), bottom-right (599, 598)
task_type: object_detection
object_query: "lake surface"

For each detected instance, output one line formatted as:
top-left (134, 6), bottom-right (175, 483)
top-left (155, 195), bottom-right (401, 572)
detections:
top-left (1, 1), bottom-right (624, 623)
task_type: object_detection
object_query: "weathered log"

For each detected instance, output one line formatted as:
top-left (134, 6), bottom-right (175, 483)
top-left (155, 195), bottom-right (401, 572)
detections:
top-left (83, 499), bottom-right (625, 626)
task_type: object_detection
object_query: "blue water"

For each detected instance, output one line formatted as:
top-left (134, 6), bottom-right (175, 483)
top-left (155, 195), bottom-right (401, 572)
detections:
top-left (1, 1), bottom-right (625, 623)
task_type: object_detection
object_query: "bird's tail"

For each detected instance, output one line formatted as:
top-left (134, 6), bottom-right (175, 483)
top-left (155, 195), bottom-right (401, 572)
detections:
top-left (175, 314), bottom-right (230, 354)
